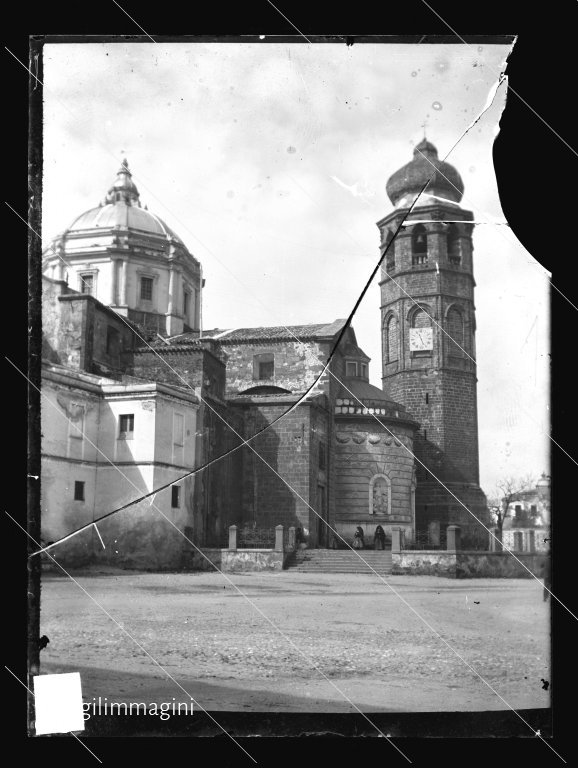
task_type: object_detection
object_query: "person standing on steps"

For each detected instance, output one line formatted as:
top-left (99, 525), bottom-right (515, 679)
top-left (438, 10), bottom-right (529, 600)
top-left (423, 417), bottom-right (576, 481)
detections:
top-left (353, 526), bottom-right (365, 549)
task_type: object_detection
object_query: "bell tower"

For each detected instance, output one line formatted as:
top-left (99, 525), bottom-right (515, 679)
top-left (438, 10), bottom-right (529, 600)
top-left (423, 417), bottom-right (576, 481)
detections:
top-left (378, 139), bottom-right (488, 542)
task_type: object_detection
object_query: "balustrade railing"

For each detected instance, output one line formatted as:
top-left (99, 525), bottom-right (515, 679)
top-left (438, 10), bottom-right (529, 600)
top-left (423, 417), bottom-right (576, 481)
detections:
top-left (236, 527), bottom-right (276, 549)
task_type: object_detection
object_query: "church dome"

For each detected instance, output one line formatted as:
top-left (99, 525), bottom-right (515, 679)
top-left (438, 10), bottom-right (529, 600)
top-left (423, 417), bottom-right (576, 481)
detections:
top-left (49, 159), bottom-right (186, 248)
top-left (385, 139), bottom-right (464, 208)
top-left (67, 201), bottom-right (185, 245)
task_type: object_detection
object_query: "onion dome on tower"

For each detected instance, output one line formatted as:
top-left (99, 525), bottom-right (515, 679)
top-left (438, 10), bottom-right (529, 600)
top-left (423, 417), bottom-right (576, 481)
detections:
top-left (385, 139), bottom-right (464, 209)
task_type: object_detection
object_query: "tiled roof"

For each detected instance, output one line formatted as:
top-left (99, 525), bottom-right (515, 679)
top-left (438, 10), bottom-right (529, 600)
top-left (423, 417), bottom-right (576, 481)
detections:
top-left (339, 340), bottom-right (370, 360)
top-left (338, 379), bottom-right (404, 407)
top-left (200, 319), bottom-right (347, 343)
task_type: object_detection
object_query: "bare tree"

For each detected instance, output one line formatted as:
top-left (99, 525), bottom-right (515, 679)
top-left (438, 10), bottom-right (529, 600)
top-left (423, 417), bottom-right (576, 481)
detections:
top-left (488, 475), bottom-right (536, 551)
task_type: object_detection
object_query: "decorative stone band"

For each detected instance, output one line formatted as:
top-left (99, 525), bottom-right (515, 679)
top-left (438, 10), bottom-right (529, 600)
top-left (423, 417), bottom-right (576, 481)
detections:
top-left (335, 431), bottom-right (410, 447)
top-left (335, 397), bottom-right (401, 418)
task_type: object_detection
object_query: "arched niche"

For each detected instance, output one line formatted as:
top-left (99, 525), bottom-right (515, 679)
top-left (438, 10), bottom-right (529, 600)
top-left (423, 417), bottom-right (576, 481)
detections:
top-left (369, 473), bottom-right (392, 516)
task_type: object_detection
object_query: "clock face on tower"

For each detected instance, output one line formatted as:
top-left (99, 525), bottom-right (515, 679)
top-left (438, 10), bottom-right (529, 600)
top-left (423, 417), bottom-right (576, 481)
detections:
top-left (409, 327), bottom-right (433, 351)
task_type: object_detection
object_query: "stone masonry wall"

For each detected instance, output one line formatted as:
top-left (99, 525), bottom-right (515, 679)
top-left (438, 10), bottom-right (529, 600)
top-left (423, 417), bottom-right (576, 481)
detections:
top-left (334, 419), bottom-right (415, 545)
top-left (235, 402), bottom-right (313, 535)
top-left (392, 551), bottom-right (546, 578)
top-left (222, 340), bottom-right (329, 396)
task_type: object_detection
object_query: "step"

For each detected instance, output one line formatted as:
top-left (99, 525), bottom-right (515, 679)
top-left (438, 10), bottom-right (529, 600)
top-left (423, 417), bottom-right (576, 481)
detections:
top-left (290, 569), bottom-right (393, 574)
top-left (287, 549), bottom-right (393, 573)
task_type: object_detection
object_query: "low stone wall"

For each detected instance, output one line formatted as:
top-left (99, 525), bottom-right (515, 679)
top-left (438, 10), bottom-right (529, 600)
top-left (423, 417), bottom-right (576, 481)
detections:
top-left (392, 550), bottom-right (547, 578)
top-left (186, 548), bottom-right (286, 572)
top-left (392, 551), bottom-right (459, 577)
top-left (186, 548), bottom-right (223, 571)
top-left (456, 552), bottom-right (546, 579)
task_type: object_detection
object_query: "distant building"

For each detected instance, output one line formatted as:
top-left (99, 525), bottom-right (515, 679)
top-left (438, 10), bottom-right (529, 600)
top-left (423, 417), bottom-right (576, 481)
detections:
top-left (40, 143), bottom-right (491, 568)
top-left (500, 474), bottom-right (551, 553)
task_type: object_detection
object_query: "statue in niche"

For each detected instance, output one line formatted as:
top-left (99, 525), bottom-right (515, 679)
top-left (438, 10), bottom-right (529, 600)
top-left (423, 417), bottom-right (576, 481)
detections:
top-left (373, 477), bottom-right (389, 515)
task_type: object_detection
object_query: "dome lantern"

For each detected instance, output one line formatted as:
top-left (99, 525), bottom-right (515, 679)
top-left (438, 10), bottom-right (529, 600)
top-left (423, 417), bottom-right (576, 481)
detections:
top-left (104, 157), bottom-right (141, 206)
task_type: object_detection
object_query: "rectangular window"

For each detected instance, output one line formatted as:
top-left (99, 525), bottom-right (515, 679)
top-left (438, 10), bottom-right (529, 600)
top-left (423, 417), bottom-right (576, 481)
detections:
top-left (173, 412), bottom-right (185, 447)
top-left (80, 274), bottom-right (94, 295)
top-left (360, 363), bottom-right (367, 378)
top-left (171, 486), bottom-right (181, 508)
top-left (318, 442), bottom-right (326, 470)
top-left (346, 362), bottom-right (357, 377)
top-left (183, 291), bottom-right (190, 318)
top-left (253, 352), bottom-right (274, 381)
top-left (140, 277), bottom-right (153, 301)
top-left (119, 413), bottom-right (134, 438)
top-left (258, 360), bottom-right (274, 380)
top-left (74, 481), bottom-right (85, 501)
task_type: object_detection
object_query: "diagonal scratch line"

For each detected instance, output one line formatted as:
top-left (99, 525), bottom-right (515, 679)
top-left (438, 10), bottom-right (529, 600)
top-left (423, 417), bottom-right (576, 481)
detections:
top-left (13, 369), bottom-right (549, 754)
top-left (418, 3), bottom-right (577, 159)
top-left (413, 140), bottom-right (567, 298)
top-left (290, 91), bottom-right (571, 466)
top-left (9, 399), bottom-right (413, 758)
top-left (93, 523), bottom-right (106, 549)
top-left (5, 46), bottom-right (42, 86)
top-left (16, 34), bottom-right (564, 338)
top-left (6, 202), bottom-right (93, 295)
top-left (110, 0), bottom-right (156, 43)
top-left (21, 306), bottom-right (564, 740)
top-left (17, 36), bottom-right (559, 746)
top-left (15, 365), bottom-right (563, 752)
top-left (19, 175), bottom-right (424, 554)
top-left (325, 367), bottom-right (571, 616)
top-left (11, 348), bottom-right (568, 745)
top-left (14, 153), bottom-right (427, 555)
top-left (18, 100), bottom-right (566, 588)
top-left (551, 282), bottom-right (578, 313)
top-left (20, 101), bottom-right (566, 574)
top-left (6, 515), bottom-right (258, 763)
top-left (5, 666), bottom-right (103, 762)
top-left (20, 330), bottom-right (568, 606)
top-left (19, 34), bottom-right (563, 702)
top-left (264, 0), bottom-right (313, 43)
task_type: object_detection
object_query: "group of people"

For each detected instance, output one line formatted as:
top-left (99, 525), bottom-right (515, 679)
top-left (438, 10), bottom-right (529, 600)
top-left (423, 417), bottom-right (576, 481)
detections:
top-left (352, 525), bottom-right (387, 550)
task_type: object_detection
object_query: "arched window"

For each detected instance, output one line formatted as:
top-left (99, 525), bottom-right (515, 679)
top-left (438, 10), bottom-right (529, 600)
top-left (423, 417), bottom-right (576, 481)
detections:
top-left (447, 224), bottom-right (461, 265)
top-left (446, 307), bottom-right (465, 357)
top-left (412, 307), bottom-right (431, 329)
top-left (411, 224), bottom-right (427, 265)
top-left (369, 474), bottom-right (391, 516)
top-left (385, 315), bottom-right (399, 362)
top-left (384, 230), bottom-right (395, 272)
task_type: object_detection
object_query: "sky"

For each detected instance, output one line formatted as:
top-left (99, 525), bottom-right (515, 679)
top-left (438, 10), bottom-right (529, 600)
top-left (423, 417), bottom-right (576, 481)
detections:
top-left (41, 40), bottom-right (550, 495)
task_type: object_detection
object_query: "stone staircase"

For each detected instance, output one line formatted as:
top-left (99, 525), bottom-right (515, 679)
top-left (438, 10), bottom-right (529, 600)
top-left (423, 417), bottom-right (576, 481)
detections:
top-left (286, 548), bottom-right (393, 574)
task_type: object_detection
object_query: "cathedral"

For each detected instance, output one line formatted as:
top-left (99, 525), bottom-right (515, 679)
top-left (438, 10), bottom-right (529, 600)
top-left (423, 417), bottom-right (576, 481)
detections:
top-left (40, 141), bottom-right (489, 569)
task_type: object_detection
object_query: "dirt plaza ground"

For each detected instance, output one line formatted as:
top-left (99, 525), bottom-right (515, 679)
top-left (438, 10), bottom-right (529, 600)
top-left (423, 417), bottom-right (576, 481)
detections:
top-left (39, 569), bottom-right (551, 713)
